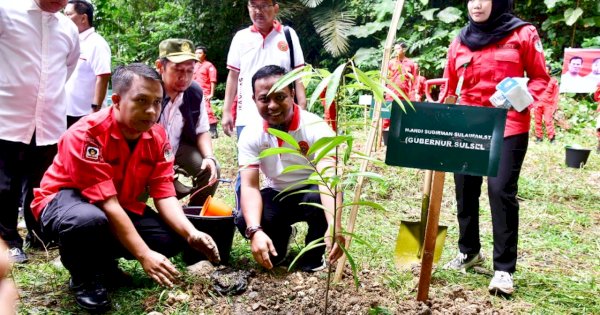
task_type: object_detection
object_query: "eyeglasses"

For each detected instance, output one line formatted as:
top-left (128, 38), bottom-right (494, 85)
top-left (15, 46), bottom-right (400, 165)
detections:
top-left (248, 3), bottom-right (274, 12)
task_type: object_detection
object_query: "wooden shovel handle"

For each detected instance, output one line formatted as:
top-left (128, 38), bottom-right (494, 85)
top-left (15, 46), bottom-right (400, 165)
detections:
top-left (417, 170), bottom-right (445, 302)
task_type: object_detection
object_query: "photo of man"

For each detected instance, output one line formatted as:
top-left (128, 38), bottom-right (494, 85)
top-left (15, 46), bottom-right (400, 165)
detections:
top-left (559, 48), bottom-right (600, 94)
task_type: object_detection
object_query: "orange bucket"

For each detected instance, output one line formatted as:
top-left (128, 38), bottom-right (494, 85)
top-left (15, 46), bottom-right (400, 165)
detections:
top-left (200, 195), bottom-right (233, 217)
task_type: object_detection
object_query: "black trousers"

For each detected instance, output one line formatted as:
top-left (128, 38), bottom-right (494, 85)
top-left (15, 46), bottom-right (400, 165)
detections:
top-left (175, 142), bottom-right (220, 206)
top-left (40, 189), bottom-right (187, 281)
top-left (454, 132), bottom-right (528, 273)
top-left (0, 138), bottom-right (57, 248)
top-left (235, 186), bottom-right (328, 265)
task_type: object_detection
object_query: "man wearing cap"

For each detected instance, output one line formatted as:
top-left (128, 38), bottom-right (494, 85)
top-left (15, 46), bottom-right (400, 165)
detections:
top-left (156, 39), bottom-right (220, 206)
top-left (64, 0), bottom-right (111, 127)
top-left (0, 0), bottom-right (79, 264)
top-left (32, 63), bottom-right (220, 312)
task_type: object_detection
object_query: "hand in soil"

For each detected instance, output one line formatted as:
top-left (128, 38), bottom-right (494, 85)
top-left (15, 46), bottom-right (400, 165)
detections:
top-left (139, 250), bottom-right (180, 287)
top-left (325, 231), bottom-right (346, 264)
top-left (250, 231), bottom-right (277, 269)
top-left (188, 231), bottom-right (221, 264)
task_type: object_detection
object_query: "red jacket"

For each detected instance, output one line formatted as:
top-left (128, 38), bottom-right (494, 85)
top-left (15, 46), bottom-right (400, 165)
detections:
top-left (387, 57), bottom-right (418, 100)
top-left (32, 108), bottom-right (176, 219)
top-left (443, 25), bottom-right (550, 137)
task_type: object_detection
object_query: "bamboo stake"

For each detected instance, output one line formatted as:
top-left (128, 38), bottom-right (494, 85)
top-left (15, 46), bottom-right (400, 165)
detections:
top-left (334, 0), bottom-right (405, 282)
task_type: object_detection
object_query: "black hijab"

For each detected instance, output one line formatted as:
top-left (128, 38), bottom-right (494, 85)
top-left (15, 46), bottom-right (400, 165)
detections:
top-left (459, 0), bottom-right (529, 51)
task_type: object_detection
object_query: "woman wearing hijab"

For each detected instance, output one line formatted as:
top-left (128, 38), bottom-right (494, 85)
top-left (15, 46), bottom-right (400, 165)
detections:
top-left (442, 0), bottom-right (550, 295)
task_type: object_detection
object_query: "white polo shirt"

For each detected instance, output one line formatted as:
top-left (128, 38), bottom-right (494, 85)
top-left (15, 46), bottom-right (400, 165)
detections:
top-left (238, 106), bottom-right (335, 191)
top-left (226, 21), bottom-right (305, 127)
top-left (65, 27), bottom-right (111, 117)
top-left (0, 0), bottom-right (79, 145)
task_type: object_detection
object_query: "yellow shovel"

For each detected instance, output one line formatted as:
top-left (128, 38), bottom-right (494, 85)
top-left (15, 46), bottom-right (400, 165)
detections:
top-left (394, 169), bottom-right (447, 269)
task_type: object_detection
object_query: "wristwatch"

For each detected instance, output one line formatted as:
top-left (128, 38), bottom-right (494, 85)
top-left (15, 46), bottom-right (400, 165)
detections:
top-left (245, 225), bottom-right (263, 239)
top-left (91, 104), bottom-right (100, 110)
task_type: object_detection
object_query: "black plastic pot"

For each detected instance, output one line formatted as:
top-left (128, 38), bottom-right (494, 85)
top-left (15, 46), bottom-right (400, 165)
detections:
top-left (182, 206), bottom-right (235, 265)
top-left (565, 147), bottom-right (591, 168)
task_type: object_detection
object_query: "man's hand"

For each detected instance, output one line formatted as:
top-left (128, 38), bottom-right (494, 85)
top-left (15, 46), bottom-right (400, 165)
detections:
top-left (201, 158), bottom-right (218, 183)
top-left (324, 227), bottom-right (345, 264)
top-left (250, 231), bottom-right (277, 269)
top-left (187, 230), bottom-right (220, 263)
top-left (139, 250), bottom-right (180, 287)
top-left (221, 112), bottom-right (234, 137)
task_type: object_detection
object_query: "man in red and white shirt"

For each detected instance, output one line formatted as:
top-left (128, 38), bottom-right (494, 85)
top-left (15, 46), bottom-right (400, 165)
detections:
top-left (193, 45), bottom-right (219, 138)
top-left (222, 0), bottom-right (307, 138)
top-left (64, 0), bottom-right (111, 127)
top-left (236, 65), bottom-right (345, 273)
top-left (0, 0), bottom-right (79, 263)
top-left (32, 64), bottom-right (219, 312)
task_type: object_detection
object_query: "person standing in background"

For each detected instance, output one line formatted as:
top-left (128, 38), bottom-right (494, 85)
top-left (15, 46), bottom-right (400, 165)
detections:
top-left (533, 65), bottom-right (559, 142)
top-left (0, 0), bottom-right (79, 263)
top-left (64, 0), bottom-right (111, 127)
top-left (222, 0), bottom-right (307, 139)
top-left (192, 46), bottom-right (219, 138)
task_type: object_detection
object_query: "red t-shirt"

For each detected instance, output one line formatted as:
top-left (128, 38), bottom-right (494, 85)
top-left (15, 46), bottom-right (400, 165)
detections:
top-left (31, 108), bottom-right (176, 219)
top-left (192, 60), bottom-right (217, 96)
top-left (443, 25), bottom-right (550, 137)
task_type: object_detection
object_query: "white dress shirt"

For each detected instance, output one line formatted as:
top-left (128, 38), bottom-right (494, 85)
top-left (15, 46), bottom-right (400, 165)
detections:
top-left (65, 27), bottom-right (111, 117)
top-left (159, 93), bottom-right (209, 154)
top-left (0, 0), bottom-right (80, 145)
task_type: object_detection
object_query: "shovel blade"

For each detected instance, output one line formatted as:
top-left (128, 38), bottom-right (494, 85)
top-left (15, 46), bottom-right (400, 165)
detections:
top-left (393, 221), bottom-right (447, 270)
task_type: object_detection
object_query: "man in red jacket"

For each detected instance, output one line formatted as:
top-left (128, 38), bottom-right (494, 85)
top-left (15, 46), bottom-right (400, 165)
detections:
top-left (533, 65), bottom-right (559, 142)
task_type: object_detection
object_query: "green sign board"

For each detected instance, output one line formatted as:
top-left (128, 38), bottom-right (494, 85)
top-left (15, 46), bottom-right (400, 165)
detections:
top-left (385, 102), bottom-right (507, 176)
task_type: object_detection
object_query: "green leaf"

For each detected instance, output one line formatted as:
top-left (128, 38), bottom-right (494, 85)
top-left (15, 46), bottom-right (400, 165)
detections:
top-left (267, 128), bottom-right (300, 150)
top-left (437, 7), bottom-right (462, 24)
top-left (281, 164), bottom-right (315, 174)
top-left (299, 0), bottom-right (325, 8)
top-left (313, 135), bottom-right (352, 164)
top-left (565, 8), bottom-right (584, 26)
top-left (544, 0), bottom-right (558, 9)
top-left (306, 136), bottom-right (336, 157)
top-left (324, 62), bottom-right (348, 111)
top-left (258, 147), bottom-right (302, 159)
top-left (337, 241), bottom-right (360, 289)
top-left (268, 65), bottom-right (314, 95)
top-left (347, 21), bottom-right (388, 38)
top-left (421, 8), bottom-right (439, 21)
top-left (308, 73), bottom-right (333, 111)
top-left (288, 237), bottom-right (326, 271)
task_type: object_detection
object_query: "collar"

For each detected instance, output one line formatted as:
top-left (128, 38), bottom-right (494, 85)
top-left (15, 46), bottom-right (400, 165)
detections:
top-left (263, 104), bottom-right (301, 133)
top-left (79, 27), bottom-right (95, 40)
top-left (27, 0), bottom-right (58, 18)
top-left (250, 20), bottom-right (283, 34)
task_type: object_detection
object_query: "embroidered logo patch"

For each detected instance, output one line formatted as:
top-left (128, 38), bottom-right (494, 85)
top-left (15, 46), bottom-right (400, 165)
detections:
top-left (277, 41), bottom-right (289, 52)
top-left (163, 142), bottom-right (174, 162)
top-left (534, 38), bottom-right (544, 53)
top-left (298, 141), bottom-right (310, 157)
top-left (85, 146), bottom-right (100, 160)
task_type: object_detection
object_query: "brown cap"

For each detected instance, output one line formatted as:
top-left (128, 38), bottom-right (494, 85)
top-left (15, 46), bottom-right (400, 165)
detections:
top-left (158, 38), bottom-right (198, 63)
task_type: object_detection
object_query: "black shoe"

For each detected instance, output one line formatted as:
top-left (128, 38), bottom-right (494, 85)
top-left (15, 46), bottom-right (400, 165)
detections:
top-left (69, 277), bottom-right (111, 313)
top-left (210, 124), bottom-right (219, 139)
top-left (549, 137), bottom-right (555, 144)
top-left (535, 137), bottom-right (543, 143)
top-left (8, 247), bottom-right (28, 264)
